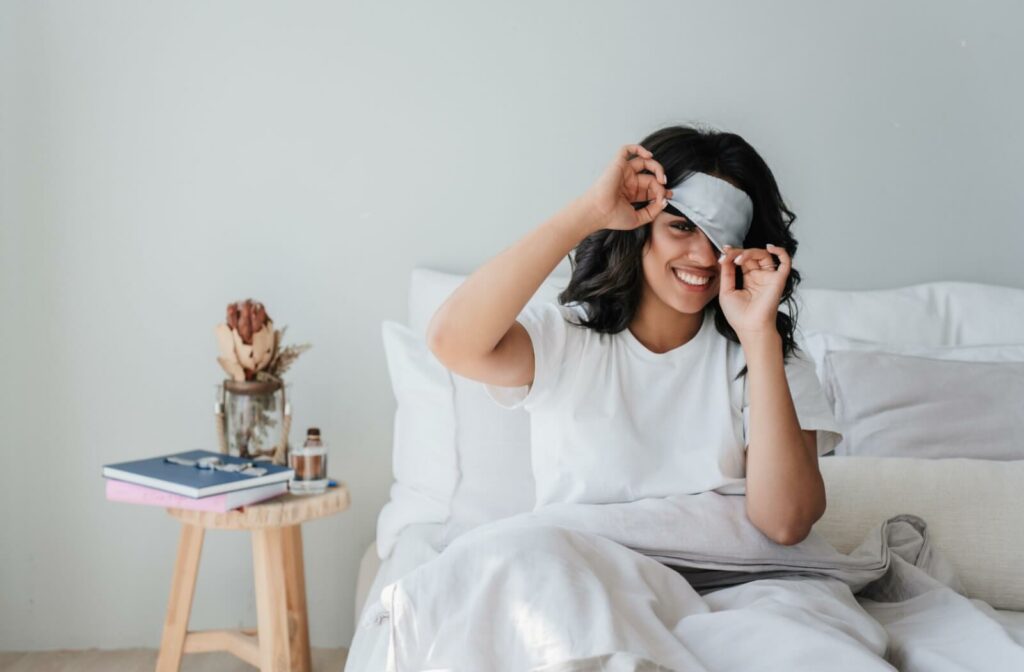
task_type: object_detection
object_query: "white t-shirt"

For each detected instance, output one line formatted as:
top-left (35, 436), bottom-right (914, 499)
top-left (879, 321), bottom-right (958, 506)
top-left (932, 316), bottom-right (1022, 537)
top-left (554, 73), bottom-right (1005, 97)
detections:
top-left (484, 301), bottom-right (843, 507)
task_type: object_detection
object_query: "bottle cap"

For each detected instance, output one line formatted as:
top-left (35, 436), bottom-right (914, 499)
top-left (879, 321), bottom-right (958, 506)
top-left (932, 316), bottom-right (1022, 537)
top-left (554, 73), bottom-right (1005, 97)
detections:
top-left (306, 427), bottom-right (321, 437)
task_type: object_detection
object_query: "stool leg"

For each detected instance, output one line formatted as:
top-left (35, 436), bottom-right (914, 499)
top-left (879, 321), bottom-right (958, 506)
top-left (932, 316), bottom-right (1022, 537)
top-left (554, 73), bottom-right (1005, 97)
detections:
top-left (156, 523), bottom-right (205, 672)
top-left (253, 527), bottom-right (292, 671)
top-left (282, 525), bottom-right (311, 672)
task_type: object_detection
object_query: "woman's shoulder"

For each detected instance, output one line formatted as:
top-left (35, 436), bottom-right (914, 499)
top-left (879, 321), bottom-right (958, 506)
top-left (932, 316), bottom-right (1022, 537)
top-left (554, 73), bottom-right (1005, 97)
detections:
top-left (522, 300), bottom-right (588, 324)
top-left (515, 301), bottom-right (590, 338)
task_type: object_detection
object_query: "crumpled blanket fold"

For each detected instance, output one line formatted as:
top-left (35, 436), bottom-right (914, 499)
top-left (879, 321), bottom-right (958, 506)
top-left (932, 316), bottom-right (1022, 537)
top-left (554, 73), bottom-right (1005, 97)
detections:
top-left (520, 493), bottom-right (964, 596)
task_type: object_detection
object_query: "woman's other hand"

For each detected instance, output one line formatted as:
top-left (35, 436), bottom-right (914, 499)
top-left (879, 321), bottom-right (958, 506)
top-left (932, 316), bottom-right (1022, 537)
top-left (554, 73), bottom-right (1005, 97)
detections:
top-left (579, 144), bottom-right (672, 232)
top-left (717, 244), bottom-right (791, 340)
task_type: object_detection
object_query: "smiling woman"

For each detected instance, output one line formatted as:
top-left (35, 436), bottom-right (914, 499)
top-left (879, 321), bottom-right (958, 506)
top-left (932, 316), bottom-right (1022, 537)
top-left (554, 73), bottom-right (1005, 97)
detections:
top-left (429, 124), bottom-right (837, 546)
top-left (397, 118), bottom-right (857, 671)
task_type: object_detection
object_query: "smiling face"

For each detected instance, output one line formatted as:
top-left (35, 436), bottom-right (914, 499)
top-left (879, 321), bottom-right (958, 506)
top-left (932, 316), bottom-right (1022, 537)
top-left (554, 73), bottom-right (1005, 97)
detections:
top-left (640, 209), bottom-right (723, 316)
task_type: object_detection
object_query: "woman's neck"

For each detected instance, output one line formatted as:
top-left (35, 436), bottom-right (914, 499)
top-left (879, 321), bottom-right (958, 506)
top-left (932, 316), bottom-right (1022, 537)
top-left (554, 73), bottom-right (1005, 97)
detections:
top-left (628, 292), bottom-right (705, 354)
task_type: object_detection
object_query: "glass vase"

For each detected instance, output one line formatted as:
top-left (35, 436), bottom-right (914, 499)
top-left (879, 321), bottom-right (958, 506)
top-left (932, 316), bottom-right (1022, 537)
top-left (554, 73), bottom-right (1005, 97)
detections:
top-left (215, 380), bottom-right (292, 465)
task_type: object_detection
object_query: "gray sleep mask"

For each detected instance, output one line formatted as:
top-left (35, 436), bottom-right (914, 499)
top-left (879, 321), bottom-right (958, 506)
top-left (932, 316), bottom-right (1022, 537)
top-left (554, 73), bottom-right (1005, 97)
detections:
top-left (665, 172), bottom-right (753, 251)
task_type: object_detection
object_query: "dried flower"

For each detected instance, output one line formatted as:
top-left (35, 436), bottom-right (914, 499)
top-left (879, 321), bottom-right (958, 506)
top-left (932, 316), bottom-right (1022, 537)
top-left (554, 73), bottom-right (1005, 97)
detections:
top-left (214, 299), bottom-right (310, 382)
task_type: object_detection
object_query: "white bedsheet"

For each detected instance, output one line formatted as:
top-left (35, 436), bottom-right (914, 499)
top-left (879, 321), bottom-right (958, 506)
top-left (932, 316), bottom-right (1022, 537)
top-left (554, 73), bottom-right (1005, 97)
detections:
top-left (347, 518), bottom-right (1024, 671)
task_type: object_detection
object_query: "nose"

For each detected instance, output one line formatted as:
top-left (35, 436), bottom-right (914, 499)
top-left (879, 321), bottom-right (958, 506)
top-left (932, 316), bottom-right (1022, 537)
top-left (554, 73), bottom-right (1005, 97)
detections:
top-left (691, 229), bottom-right (720, 268)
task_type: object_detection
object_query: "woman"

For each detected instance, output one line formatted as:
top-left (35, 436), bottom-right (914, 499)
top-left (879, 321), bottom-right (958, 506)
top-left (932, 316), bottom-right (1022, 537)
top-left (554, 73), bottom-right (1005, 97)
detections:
top-left (426, 123), bottom-right (842, 546)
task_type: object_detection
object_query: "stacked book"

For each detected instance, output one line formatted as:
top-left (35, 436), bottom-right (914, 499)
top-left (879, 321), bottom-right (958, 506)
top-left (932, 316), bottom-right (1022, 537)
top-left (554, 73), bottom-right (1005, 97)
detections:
top-left (103, 449), bottom-right (294, 512)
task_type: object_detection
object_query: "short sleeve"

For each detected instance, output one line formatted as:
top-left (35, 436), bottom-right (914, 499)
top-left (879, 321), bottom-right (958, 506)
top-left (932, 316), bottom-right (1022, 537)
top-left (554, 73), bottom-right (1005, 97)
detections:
top-left (742, 346), bottom-right (844, 457)
top-left (483, 301), bottom-right (575, 412)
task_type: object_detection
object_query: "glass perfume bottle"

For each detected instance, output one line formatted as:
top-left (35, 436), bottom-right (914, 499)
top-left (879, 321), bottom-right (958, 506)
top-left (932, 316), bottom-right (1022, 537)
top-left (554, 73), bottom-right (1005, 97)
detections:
top-left (289, 427), bottom-right (328, 495)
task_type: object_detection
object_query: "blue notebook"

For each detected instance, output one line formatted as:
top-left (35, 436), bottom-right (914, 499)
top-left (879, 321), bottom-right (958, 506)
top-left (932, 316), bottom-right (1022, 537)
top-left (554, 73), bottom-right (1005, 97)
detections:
top-left (103, 449), bottom-right (294, 498)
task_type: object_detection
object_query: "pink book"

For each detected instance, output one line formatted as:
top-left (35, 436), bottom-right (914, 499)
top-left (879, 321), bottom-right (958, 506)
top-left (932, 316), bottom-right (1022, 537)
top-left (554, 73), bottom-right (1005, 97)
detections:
top-left (106, 478), bottom-right (287, 512)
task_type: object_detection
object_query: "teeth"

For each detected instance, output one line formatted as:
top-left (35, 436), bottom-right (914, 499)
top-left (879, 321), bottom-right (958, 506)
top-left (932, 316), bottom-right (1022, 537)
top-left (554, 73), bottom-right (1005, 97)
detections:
top-left (674, 269), bottom-right (709, 286)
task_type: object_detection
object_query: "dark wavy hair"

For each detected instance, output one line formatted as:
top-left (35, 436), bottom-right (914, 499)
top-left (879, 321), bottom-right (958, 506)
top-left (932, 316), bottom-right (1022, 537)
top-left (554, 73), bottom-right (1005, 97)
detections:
top-left (557, 123), bottom-right (804, 377)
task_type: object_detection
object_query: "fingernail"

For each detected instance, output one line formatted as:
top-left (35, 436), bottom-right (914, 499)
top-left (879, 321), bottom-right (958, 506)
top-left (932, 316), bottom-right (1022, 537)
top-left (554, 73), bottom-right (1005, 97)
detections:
top-left (660, 174), bottom-right (667, 184)
top-left (718, 254), bottom-right (726, 263)
top-left (662, 198), bottom-right (668, 207)
top-left (735, 255), bottom-right (744, 263)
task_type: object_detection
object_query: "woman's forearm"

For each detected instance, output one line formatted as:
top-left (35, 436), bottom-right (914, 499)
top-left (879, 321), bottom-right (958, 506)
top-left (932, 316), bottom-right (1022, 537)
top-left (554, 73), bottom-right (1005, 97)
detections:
top-left (426, 196), bottom-right (598, 366)
top-left (742, 333), bottom-right (826, 545)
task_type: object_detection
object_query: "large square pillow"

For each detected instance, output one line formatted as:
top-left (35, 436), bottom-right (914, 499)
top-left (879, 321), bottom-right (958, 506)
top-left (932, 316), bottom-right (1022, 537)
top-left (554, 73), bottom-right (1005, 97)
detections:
top-left (377, 320), bottom-right (538, 550)
top-left (420, 273), bottom-right (568, 545)
top-left (823, 350), bottom-right (1024, 459)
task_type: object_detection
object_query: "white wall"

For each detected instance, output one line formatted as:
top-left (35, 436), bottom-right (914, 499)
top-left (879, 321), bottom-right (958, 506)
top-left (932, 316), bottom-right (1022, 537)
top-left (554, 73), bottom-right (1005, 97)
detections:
top-left (2, 0), bottom-right (1022, 651)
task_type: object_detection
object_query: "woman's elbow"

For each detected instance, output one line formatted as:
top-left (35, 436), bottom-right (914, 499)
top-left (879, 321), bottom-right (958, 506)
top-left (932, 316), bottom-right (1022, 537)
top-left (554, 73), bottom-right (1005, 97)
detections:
top-left (752, 504), bottom-right (824, 546)
top-left (775, 505), bottom-right (827, 545)
top-left (768, 524), bottom-right (813, 546)
top-left (426, 314), bottom-right (459, 366)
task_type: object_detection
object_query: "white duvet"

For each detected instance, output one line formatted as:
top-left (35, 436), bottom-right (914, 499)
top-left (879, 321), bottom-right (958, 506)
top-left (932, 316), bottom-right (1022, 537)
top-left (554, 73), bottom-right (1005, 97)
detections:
top-left (366, 495), bottom-right (1024, 671)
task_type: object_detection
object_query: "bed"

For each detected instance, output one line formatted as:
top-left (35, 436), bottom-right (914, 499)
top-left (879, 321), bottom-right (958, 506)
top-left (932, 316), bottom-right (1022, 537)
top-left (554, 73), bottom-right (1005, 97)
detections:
top-left (345, 268), bottom-right (1024, 671)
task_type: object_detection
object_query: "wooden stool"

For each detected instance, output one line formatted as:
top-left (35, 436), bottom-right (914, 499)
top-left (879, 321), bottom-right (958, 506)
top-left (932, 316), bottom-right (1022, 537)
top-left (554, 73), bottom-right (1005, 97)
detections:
top-left (155, 484), bottom-right (351, 672)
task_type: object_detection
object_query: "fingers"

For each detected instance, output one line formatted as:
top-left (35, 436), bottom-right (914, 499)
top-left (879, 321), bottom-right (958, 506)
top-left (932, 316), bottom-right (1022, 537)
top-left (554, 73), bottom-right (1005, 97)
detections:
top-left (621, 143), bottom-right (652, 161)
top-left (720, 245), bottom-right (790, 276)
top-left (718, 247), bottom-right (738, 293)
top-left (634, 191), bottom-right (669, 226)
top-left (621, 143), bottom-right (668, 185)
top-left (632, 186), bottom-right (674, 226)
top-left (627, 173), bottom-right (669, 205)
top-left (767, 243), bottom-right (791, 274)
top-left (618, 143), bottom-right (674, 227)
top-left (626, 156), bottom-right (668, 185)
top-left (732, 247), bottom-right (774, 272)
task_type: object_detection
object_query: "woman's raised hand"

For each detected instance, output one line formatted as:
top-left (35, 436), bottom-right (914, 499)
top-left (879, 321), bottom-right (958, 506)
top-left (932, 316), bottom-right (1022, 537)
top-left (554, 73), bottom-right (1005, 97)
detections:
top-left (717, 244), bottom-right (792, 340)
top-left (580, 144), bottom-right (673, 232)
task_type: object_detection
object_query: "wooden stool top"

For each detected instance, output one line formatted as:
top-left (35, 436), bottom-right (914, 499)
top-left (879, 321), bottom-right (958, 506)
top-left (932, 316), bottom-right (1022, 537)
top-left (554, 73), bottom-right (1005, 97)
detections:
top-left (167, 482), bottom-right (351, 530)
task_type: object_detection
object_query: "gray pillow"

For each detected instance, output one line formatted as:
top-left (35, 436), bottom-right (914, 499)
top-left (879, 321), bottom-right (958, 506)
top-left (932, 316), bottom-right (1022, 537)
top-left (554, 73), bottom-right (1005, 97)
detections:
top-left (825, 350), bottom-right (1024, 459)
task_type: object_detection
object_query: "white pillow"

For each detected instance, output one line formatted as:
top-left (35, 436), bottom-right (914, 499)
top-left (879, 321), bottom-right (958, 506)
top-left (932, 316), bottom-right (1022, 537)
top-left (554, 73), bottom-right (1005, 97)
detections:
top-left (824, 350), bottom-right (1024, 459)
top-left (376, 321), bottom-right (459, 558)
top-left (443, 372), bottom-right (535, 542)
top-left (795, 282), bottom-right (1024, 346)
top-left (377, 268), bottom-right (568, 553)
top-left (814, 456), bottom-right (1024, 611)
top-left (377, 318), bottom-right (542, 553)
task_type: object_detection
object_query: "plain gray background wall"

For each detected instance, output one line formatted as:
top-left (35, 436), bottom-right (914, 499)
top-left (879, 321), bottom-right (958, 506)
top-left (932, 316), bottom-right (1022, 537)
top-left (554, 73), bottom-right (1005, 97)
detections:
top-left (2, 0), bottom-right (1022, 651)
